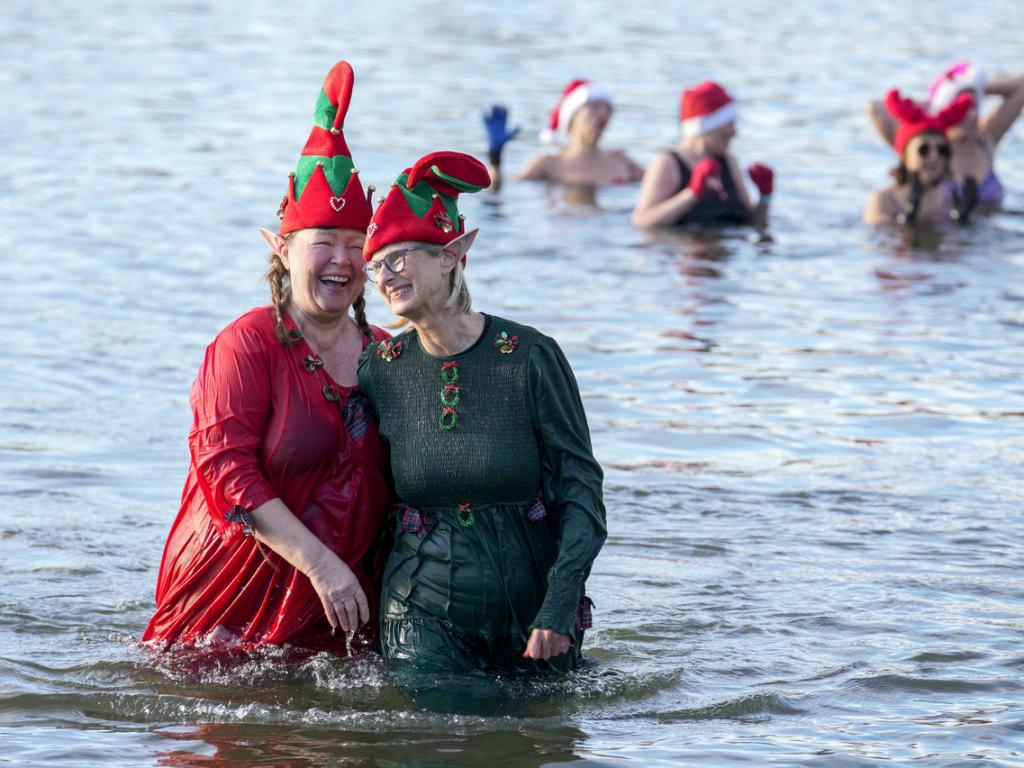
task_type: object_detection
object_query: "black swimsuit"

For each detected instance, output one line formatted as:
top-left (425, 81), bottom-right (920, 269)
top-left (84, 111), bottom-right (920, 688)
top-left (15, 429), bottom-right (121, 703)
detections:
top-left (668, 152), bottom-right (749, 226)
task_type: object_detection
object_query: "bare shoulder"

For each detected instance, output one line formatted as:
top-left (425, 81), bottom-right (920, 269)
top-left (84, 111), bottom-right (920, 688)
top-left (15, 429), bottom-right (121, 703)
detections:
top-left (517, 153), bottom-right (554, 181)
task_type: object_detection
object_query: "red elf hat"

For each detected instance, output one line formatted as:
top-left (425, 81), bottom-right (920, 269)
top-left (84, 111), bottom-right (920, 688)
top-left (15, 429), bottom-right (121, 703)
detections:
top-left (680, 81), bottom-right (737, 138)
top-left (277, 60), bottom-right (372, 235)
top-left (363, 151), bottom-right (490, 261)
top-left (885, 89), bottom-right (972, 155)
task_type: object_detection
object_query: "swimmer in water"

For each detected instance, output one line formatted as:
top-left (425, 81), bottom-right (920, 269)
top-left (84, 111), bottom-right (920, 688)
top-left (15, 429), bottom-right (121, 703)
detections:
top-left (868, 63), bottom-right (1024, 210)
top-left (483, 79), bottom-right (644, 190)
top-left (863, 90), bottom-right (974, 227)
top-left (631, 80), bottom-right (774, 230)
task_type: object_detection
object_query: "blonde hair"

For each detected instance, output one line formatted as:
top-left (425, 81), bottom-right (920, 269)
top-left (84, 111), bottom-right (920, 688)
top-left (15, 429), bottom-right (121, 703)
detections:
top-left (264, 231), bottom-right (371, 344)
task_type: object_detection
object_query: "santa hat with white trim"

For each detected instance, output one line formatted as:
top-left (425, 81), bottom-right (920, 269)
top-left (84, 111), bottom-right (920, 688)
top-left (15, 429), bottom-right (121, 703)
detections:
top-left (680, 81), bottom-right (737, 138)
top-left (927, 61), bottom-right (986, 114)
top-left (276, 60), bottom-right (372, 235)
top-left (540, 79), bottom-right (615, 144)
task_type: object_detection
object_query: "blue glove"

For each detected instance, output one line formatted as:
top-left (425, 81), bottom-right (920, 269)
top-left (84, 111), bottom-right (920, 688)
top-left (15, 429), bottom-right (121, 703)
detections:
top-left (482, 105), bottom-right (520, 159)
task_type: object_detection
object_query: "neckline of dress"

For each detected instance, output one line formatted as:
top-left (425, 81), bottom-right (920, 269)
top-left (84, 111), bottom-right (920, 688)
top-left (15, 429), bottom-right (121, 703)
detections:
top-left (414, 313), bottom-right (493, 362)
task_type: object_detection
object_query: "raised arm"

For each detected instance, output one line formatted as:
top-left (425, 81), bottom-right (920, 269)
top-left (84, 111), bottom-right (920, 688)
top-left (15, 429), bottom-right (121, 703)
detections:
top-left (981, 74), bottom-right (1024, 145)
top-left (867, 98), bottom-right (898, 147)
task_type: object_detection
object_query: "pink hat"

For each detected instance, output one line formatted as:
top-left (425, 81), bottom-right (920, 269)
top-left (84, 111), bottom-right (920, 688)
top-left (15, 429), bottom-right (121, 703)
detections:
top-left (539, 79), bottom-right (615, 144)
top-left (927, 61), bottom-right (985, 114)
top-left (680, 81), bottom-right (737, 138)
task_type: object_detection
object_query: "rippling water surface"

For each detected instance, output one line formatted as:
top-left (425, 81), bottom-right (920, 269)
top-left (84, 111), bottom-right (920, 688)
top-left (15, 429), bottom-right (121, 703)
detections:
top-left (3, 1), bottom-right (1024, 765)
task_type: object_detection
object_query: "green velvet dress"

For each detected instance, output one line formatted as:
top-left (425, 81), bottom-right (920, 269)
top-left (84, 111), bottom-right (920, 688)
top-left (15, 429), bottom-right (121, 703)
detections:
top-left (357, 314), bottom-right (606, 673)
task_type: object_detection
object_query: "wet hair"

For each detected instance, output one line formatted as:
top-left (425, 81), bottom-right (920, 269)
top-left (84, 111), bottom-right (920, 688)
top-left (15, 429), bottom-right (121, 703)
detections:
top-left (264, 230), bottom-right (372, 345)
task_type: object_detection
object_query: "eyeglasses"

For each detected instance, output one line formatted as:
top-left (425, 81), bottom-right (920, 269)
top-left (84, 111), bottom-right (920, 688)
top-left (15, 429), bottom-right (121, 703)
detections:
top-left (363, 245), bottom-right (439, 283)
top-left (917, 142), bottom-right (950, 158)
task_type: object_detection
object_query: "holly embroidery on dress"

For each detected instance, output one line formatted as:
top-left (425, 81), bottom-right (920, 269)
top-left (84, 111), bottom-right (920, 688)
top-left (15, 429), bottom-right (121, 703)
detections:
top-left (493, 331), bottom-right (519, 354)
top-left (456, 503), bottom-right (475, 527)
top-left (438, 361), bottom-right (460, 431)
top-left (303, 354), bottom-right (324, 372)
top-left (377, 339), bottom-right (403, 362)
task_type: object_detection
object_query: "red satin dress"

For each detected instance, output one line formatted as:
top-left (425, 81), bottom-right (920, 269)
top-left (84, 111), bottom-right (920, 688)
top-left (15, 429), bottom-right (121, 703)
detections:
top-left (143, 306), bottom-right (391, 655)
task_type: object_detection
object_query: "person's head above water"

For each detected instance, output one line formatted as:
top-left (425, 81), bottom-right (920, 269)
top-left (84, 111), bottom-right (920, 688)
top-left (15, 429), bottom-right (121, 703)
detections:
top-left (540, 80), bottom-right (615, 145)
top-left (258, 59), bottom-right (374, 342)
top-left (680, 81), bottom-right (737, 155)
top-left (886, 89), bottom-right (971, 185)
top-left (363, 151), bottom-right (489, 319)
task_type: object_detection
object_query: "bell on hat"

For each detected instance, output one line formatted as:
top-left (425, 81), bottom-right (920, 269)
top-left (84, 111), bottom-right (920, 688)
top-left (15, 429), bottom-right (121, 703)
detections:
top-left (277, 60), bottom-right (373, 235)
top-left (363, 151), bottom-right (491, 261)
top-left (886, 89), bottom-right (973, 155)
top-left (539, 79), bottom-right (615, 144)
top-left (680, 81), bottom-right (737, 138)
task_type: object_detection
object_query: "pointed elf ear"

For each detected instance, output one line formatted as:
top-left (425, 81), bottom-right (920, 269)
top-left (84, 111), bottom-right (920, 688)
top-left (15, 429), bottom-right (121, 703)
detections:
top-left (259, 227), bottom-right (288, 264)
top-left (406, 151), bottom-right (491, 193)
top-left (441, 228), bottom-right (479, 268)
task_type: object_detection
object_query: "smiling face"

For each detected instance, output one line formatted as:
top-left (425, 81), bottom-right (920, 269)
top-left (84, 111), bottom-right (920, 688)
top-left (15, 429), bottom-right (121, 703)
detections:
top-left (569, 100), bottom-right (613, 145)
top-left (369, 241), bottom-right (452, 321)
top-left (281, 227), bottom-right (366, 323)
top-left (904, 131), bottom-right (950, 185)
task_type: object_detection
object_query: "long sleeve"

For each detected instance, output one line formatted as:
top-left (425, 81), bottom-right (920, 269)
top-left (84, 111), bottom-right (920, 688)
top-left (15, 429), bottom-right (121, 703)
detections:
top-left (527, 338), bottom-right (607, 635)
top-left (188, 325), bottom-right (280, 543)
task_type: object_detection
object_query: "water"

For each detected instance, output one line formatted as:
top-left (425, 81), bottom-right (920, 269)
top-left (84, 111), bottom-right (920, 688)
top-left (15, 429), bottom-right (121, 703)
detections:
top-left (3, 0), bottom-right (1024, 764)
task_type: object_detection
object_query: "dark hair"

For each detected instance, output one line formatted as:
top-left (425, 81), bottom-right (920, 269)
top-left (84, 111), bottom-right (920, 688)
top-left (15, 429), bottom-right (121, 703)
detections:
top-left (264, 231), bottom-right (373, 345)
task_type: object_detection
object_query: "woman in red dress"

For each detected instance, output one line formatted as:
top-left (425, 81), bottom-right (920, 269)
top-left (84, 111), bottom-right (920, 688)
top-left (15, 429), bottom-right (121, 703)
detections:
top-left (143, 61), bottom-right (391, 656)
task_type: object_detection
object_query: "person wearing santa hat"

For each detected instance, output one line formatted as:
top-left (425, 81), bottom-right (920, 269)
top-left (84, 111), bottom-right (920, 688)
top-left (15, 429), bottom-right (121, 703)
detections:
top-left (631, 80), bottom-right (774, 229)
top-left (867, 62), bottom-right (1024, 209)
top-left (483, 79), bottom-right (643, 190)
top-left (358, 151), bottom-right (606, 674)
top-left (143, 61), bottom-right (392, 656)
top-left (863, 90), bottom-right (974, 226)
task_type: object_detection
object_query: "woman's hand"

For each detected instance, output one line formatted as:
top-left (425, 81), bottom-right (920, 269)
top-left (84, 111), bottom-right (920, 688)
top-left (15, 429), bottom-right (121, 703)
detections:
top-left (306, 550), bottom-right (369, 634)
top-left (748, 163), bottom-right (774, 197)
top-left (689, 157), bottom-right (725, 199)
top-left (523, 628), bottom-right (572, 660)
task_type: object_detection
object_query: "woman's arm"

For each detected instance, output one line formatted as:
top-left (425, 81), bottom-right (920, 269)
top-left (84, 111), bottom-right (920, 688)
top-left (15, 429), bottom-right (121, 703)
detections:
top-left (981, 74), bottom-right (1024, 145)
top-left (526, 339), bottom-right (608, 656)
top-left (249, 498), bottom-right (369, 633)
top-left (863, 188), bottom-right (896, 225)
top-left (867, 99), bottom-right (898, 147)
top-left (190, 324), bottom-right (367, 633)
top-left (630, 152), bottom-right (699, 228)
top-left (516, 153), bottom-right (553, 182)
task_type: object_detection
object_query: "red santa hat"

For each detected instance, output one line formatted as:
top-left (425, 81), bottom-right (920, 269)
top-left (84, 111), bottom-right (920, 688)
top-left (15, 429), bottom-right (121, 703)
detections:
top-left (363, 151), bottom-right (490, 261)
top-left (927, 61), bottom-right (986, 114)
top-left (540, 79), bottom-right (615, 144)
top-left (276, 60), bottom-right (373, 235)
top-left (680, 81), bottom-right (737, 138)
top-left (886, 89), bottom-right (972, 155)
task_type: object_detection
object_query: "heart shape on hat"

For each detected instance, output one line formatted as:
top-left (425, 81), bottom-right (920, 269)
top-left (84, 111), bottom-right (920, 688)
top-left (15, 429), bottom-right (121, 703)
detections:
top-left (329, 196), bottom-right (347, 212)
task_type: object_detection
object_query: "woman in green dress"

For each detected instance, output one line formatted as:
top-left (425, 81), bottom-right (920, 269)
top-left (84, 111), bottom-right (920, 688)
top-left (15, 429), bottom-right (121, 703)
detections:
top-left (357, 151), bottom-right (606, 673)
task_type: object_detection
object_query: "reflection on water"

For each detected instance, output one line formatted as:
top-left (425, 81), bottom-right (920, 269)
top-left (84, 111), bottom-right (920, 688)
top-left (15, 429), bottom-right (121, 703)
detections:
top-left (3, 0), bottom-right (1024, 765)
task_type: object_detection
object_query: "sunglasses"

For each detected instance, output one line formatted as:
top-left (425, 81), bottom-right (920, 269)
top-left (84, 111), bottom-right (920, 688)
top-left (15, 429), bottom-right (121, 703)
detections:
top-left (917, 142), bottom-right (950, 159)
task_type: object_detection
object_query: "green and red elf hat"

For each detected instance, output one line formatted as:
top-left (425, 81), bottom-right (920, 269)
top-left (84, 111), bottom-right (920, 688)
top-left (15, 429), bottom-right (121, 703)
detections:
top-left (362, 151), bottom-right (490, 261)
top-left (277, 60), bottom-right (372, 235)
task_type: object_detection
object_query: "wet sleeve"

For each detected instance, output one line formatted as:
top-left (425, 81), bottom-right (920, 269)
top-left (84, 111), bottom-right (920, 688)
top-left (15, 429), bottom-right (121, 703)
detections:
top-left (527, 338), bottom-right (608, 636)
top-left (188, 325), bottom-right (279, 543)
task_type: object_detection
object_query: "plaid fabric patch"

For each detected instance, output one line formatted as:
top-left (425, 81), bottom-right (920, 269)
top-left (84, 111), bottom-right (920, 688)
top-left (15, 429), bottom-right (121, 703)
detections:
top-left (224, 505), bottom-right (256, 537)
top-left (577, 595), bottom-right (595, 631)
top-left (342, 391), bottom-right (377, 441)
top-left (396, 503), bottom-right (433, 537)
top-left (527, 495), bottom-right (547, 523)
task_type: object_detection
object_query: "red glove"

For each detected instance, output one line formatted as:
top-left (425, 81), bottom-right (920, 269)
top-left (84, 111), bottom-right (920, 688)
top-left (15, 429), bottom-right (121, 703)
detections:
top-left (748, 163), bottom-right (774, 196)
top-left (688, 157), bottom-right (722, 198)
